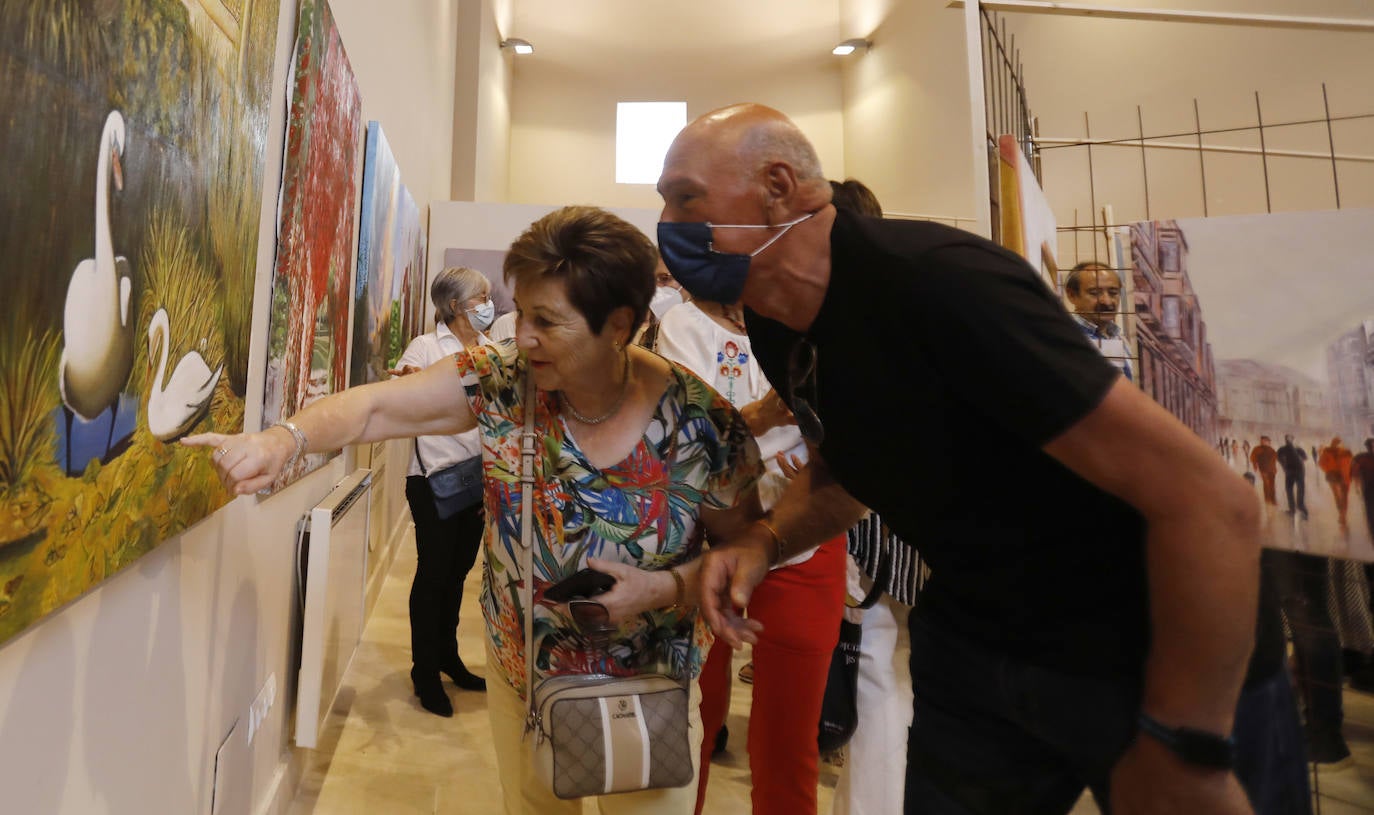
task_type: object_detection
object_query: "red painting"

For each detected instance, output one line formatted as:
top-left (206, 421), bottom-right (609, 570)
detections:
top-left (262, 0), bottom-right (362, 489)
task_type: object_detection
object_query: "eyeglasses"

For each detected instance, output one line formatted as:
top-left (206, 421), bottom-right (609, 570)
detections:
top-left (568, 599), bottom-right (616, 651)
top-left (787, 338), bottom-right (825, 445)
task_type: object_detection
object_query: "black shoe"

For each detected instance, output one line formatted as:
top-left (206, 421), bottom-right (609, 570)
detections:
top-left (712, 725), bottom-right (728, 758)
top-left (441, 658), bottom-right (487, 692)
top-left (1351, 665), bottom-right (1374, 693)
top-left (412, 668), bottom-right (454, 717)
top-left (1308, 733), bottom-right (1353, 768)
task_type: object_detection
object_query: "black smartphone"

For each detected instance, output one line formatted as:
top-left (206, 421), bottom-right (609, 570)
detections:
top-left (544, 568), bottom-right (617, 602)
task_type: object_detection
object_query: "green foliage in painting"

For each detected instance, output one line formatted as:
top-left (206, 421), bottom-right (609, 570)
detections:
top-left (0, 328), bottom-right (61, 494)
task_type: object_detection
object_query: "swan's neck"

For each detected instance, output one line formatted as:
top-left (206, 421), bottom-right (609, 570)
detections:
top-left (150, 319), bottom-right (168, 397)
top-left (95, 129), bottom-right (115, 271)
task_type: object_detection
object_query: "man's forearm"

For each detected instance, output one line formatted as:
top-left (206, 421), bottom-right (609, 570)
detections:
top-left (767, 455), bottom-right (867, 562)
top-left (1141, 500), bottom-right (1259, 734)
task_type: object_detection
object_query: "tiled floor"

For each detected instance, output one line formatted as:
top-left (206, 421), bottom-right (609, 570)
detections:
top-left (288, 527), bottom-right (835, 814)
top-left (288, 526), bottom-right (1374, 814)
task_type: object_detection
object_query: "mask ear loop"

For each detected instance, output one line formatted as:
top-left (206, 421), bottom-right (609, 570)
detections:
top-left (707, 211), bottom-right (817, 257)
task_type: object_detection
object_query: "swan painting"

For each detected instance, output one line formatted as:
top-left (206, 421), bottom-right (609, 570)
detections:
top-left (146, 308), bottom-right (222, 441)
top-left (60, 110), bottom-right (134, 421)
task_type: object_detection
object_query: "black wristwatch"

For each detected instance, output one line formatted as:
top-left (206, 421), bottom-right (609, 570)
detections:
top-left (1136, 713), bottom-right (1235, 769)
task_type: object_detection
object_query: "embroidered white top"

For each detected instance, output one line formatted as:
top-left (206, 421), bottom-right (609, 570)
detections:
top-left (656, 302), bottom-right (814, 567)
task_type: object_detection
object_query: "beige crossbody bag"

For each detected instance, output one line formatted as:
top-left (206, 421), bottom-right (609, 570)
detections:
top-left (517, 374), bottom-right (694, 800)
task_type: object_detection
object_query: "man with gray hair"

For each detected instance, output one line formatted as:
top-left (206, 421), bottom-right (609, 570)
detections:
top-left (661, 104), bottom-right (1302, 815)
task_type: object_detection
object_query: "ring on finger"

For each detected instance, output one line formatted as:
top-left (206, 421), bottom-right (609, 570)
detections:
top-left (215, 447), bottom-right (229, 461)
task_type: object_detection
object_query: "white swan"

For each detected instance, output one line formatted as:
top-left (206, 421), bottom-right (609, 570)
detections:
top-left (60, 110), bottom-right (134, 421)
top-left (146, 308), bottom-right (222, 441)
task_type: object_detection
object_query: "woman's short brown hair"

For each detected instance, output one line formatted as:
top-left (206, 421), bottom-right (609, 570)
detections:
top-left (503, 206), bottom-right (658, 335)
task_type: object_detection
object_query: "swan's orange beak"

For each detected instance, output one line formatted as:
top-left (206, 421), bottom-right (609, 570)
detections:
top-left (111, 145), bottom-right (124, 192)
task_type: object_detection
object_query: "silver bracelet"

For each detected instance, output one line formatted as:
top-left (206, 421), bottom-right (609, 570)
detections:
top-left (275, 420), bottom-right (308, 470)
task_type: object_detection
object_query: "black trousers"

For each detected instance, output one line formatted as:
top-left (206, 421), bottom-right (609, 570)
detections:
top-left (405, 475), bottom-right (483, 675)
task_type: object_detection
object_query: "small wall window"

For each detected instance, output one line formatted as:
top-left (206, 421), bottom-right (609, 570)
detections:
top-left (616, 102), bottom-right (686, 184)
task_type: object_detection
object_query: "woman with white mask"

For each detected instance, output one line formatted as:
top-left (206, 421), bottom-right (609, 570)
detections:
top-left (636, 258), bottom-right (692, 350)
top-left (388, 266), bottom-right (495, 716)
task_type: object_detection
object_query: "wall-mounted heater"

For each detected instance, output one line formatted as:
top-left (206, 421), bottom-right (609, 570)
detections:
top-left (294, 469), bottom-right (372, 748)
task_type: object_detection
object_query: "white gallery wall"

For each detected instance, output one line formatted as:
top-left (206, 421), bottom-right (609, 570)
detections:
top-left (839, 0), bottom-right (982, 223)
top-left (451, 0), bottom-right (514, 202)
top-left (0, 1), bottom-right (460, 814)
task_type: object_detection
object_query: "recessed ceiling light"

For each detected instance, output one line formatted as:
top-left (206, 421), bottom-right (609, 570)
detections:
top-left (832, 38), bottom-right (871, 56)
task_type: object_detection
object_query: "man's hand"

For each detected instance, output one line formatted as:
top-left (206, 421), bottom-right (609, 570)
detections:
top-left (739, 389), bottom-right (795, 437)
top-left (698, 530), bottom-right (771, 648)
top-left (1110, 737), bottom-right (1253, 815)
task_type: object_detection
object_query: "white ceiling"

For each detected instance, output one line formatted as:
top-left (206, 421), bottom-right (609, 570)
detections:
top-left (508, 0), bottom-right (847, 82)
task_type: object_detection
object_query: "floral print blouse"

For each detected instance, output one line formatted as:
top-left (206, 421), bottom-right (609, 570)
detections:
top-left (455, 341), bottom-right (762, 698)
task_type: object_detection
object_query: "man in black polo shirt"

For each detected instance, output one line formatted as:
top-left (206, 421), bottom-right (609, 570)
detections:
top-left (657, 104), bottom-right (1304, 814)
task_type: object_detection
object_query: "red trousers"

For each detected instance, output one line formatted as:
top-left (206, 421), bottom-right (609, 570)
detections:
top-left (695, 536), bottom-right (846, 815)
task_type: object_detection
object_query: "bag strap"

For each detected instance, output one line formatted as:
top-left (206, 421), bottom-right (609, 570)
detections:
top-left (413, 440), bottom-right (429, 476)
top-left (519, 371), bottom-right (540, 736)
top-left (848, 541), bottom-right (891, 610)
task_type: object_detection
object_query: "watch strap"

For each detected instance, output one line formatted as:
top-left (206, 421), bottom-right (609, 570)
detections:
top-left (1137, 712), bottom-right (1235, 769)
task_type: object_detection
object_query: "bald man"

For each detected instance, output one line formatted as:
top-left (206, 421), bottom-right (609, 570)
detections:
top-left (658, 105), bottom-right (1304, 815)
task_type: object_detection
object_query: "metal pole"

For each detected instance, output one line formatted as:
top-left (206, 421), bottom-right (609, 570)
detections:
top-left (1255, 91), bottom-right (1272, 213)
top-left (1194, 98), bottom-right (1209, 217)
top-left (1137, 105), bottom-right (1151, 220)
top-left (1323, 82), bottom-right (1341, 209)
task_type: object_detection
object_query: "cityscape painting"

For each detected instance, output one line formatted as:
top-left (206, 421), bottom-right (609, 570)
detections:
top-left (1128, 211), bottom-right (1374, 561)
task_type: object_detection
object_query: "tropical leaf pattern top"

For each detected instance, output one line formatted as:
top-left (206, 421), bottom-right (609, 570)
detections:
top-left (457, 341), bottom-right (762, 697)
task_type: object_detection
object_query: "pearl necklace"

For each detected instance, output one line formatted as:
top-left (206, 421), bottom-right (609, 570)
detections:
top-left (559, 351), bottom-right (632, 425)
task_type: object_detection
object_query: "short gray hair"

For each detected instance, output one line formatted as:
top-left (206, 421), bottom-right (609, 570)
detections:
top-left (431, 267), bottom-right (490, 323)
top-left (739, 118), bottom-right (828, 194)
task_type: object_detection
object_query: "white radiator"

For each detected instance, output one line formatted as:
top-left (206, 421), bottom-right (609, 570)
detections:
top-left (294, 469), bottom-right (373, 748)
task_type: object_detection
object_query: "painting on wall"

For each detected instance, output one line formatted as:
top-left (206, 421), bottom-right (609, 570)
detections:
top-left (349, 122), bottom-right (426, 387)
top-left (1127, 210), bottom-right (1374, 561)
top-left (442, 247), bottom-right (515, 317)
top-left (0, 0), bottom-right (282, 646)
top-left (262, 0), bottom-right (363, 488)
top-left (995, 134), bottom-right (1058, 287)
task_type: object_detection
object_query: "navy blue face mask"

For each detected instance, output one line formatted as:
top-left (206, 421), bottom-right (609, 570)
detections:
top-left (657, 212), bottom-right (815, 304)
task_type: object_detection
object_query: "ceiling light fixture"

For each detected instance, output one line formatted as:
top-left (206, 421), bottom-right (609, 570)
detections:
top-left (501, 38), bottom-right (534, 55)
top-left (832, 38), bottom-right (871, 56)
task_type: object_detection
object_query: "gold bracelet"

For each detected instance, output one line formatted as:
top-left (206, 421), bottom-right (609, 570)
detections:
top-left (758, 519), bottom-right (787, 565)
top-left (668, 567), bottom-right (687, 609)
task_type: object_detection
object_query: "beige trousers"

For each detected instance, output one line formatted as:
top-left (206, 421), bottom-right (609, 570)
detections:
top-left (486, 655), bottom-right (704, 815)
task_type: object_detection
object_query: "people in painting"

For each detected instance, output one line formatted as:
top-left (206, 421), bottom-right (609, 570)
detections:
top-left (1249, 436), bottom-right (1279, 506)
top-left (187, 206), bottom-right (764, 814)
top-left (1064, 260), bottom-right (1133, 381)
top-left (390, 266), bottom-right (493, 716)
top-left (1320, 437), bottom-right (1355, 531)
top-left (1277, 435), bottom-right (1309, 518)
top-left (660, 103), bottom-right (1305, 814)
top-left (656, 282), bottom-right (846, 815)
top-left (1354, 439), bottom-right (1374, 539)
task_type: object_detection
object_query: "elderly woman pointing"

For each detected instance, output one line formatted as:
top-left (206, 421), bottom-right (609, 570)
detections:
top-left (187, 206), bottom-right (762, 815)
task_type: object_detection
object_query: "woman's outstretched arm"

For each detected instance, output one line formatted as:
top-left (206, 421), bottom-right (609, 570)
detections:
top-left (185, 354), bottom-right (475, 494)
